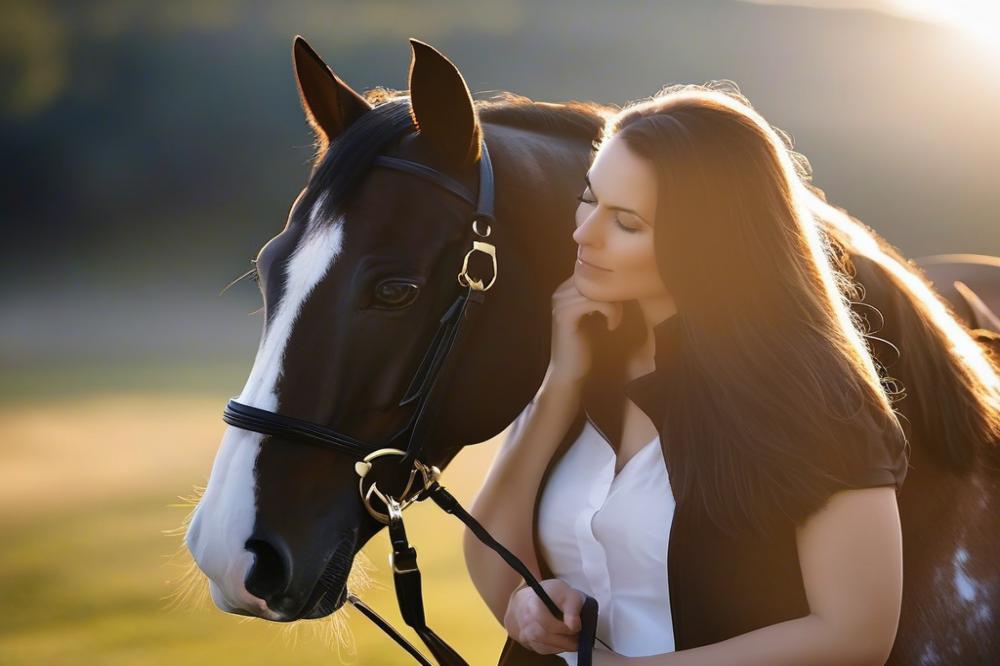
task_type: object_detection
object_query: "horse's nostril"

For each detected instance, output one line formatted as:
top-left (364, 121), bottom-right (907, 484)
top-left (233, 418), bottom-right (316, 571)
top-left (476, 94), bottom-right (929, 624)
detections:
top-left (244, 538), bottom-right (290, 601)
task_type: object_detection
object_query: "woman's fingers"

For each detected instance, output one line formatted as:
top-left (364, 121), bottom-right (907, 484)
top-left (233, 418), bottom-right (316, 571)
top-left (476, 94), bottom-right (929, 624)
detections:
top-left (559, 588), bottom-right (585, 633)
top-left (597, 301), bottom-right (623, 330)
top-left (520, 621), bottom-right (579, 653)
top-left (577, 301), bottom-right (621, 331)
top-left (508, 579), bottom-right (589, 655)
top-left (528, 604), bottom-right (578, 637)
top-left (528, 582), bottom-right (584, 635)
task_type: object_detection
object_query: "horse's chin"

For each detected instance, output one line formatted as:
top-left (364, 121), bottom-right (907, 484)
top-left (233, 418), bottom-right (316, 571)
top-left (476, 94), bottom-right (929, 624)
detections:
top-left (293, 548), bottom-right (354, 620)
top-left (300, 583), bottom-right (349, 619)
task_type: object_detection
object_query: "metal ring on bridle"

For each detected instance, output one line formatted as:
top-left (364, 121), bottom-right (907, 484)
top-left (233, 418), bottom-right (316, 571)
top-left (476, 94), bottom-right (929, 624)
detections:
top-left (472, 218), bottom-right (492, 237)
top-left (354, 448), bottom-right (441, 524)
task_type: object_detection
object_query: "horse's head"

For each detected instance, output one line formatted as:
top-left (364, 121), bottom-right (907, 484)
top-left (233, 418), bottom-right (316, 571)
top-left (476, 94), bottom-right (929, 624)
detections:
top-left (185, 37), bottom-right (547, 621)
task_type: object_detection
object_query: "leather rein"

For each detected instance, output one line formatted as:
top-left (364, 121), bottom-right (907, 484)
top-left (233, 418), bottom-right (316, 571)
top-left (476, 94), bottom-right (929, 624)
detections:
top-left (221, 141), bottom-right (604, 665)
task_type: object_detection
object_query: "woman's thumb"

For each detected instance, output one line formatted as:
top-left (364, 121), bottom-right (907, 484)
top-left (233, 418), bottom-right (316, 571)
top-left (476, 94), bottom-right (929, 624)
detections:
top-left (565, 612), bottom-right (581, 632)
top-left (561, 592), bottom-right (584, 632)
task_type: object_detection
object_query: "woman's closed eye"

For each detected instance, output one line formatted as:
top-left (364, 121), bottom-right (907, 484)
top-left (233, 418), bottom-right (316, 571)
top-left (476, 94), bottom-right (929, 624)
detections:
top-left (576, 193), bottom-right (640, 233)
top-left (613, 216), bottom-right (640, 233)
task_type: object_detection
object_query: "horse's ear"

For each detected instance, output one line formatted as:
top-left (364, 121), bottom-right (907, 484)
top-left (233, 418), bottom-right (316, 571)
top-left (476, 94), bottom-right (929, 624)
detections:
top-left (954, 280), bottom-right (1000, 333)
top-left (407, 39), bottom-right (482, 167)
top-left (292, 35), bottom-right (371, 161)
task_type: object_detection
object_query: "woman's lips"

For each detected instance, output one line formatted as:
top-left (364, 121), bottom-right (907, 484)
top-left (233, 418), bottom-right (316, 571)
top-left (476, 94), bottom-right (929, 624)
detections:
top-left (577, 256), bottom-right (612, 272)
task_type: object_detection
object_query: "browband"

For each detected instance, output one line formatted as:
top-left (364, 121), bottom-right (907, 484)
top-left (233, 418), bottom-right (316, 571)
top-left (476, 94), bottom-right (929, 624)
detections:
top-left (372, 142), bottom-right (495, 227)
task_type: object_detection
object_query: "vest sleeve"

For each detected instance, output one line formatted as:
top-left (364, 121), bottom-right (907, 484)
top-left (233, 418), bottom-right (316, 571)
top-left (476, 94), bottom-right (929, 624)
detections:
top-left (838, 427), bottom-right (908, 491)
top-left (781, 416), bottom-right (909, 530)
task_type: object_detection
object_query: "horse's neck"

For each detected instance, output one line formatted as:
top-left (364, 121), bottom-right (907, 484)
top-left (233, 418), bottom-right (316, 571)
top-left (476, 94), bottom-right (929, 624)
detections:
top-left (484, 122), bottom-right (593, 286)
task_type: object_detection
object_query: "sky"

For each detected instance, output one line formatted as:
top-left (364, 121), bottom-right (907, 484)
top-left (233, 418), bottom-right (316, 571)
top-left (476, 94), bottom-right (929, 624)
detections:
top-left (744, 0), bottom-right (1000, 47)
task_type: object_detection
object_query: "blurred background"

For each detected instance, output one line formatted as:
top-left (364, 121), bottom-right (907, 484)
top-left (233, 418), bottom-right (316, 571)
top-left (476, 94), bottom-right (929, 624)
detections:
top-left (1, 0), bottom-right (997, 663)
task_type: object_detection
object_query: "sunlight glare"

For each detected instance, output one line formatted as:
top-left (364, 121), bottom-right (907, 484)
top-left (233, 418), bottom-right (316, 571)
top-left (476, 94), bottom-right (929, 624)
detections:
top-left (892, 0), bottom-right (1000, 48)
top-left (746, 1), bottom-right (1000, 52)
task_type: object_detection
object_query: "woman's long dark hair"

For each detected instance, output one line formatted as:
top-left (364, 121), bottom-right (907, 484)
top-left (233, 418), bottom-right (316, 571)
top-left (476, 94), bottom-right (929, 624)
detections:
top-left (597, 82), bottom-right (918, 538)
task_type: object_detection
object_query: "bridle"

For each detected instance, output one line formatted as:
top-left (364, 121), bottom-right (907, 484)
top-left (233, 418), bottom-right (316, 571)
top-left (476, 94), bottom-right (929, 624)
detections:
top-left (221, 141), bottom-right (605, 665)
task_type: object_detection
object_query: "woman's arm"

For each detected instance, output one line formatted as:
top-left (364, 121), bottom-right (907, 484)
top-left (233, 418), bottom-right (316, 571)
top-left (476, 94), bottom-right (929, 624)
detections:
top-left (600, 486), bottom-right (903, 666)
top-left (463, 367), bottom-right (584, 624)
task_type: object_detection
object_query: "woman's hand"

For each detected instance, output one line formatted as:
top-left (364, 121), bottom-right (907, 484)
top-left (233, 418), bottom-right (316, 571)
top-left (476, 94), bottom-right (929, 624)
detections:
top-left (503, 578), bottom-right (586, 654)
top-left (546, 275), bottom-right (623, 387)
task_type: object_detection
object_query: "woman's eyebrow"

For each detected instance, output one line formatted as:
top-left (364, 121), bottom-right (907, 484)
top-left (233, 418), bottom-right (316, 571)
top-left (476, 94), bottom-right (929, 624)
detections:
top-left (584, 172), bottom-right (650, 225)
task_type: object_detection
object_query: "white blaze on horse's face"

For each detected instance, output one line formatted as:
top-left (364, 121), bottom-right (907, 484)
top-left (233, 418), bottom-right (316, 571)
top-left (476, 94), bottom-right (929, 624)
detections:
top-left (186, 194), bottom-right (342, 615)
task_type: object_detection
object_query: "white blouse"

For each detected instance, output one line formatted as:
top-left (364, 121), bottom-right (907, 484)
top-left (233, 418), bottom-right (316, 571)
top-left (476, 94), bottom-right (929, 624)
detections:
top-left (537, 416), bottom-right (677, 664)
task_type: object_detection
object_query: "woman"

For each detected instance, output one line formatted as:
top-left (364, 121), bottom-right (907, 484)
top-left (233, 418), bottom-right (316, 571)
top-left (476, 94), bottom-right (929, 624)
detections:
top-left (465, 82), bottom-right (909, 665)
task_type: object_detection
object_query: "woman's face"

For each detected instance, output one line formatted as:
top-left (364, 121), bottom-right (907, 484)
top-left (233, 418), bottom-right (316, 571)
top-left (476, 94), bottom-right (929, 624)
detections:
top-left (573, 135), bottom-right (667, 303)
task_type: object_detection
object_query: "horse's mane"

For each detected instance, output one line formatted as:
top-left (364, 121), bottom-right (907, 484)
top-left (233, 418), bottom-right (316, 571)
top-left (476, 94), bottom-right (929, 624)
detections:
top-left (361, 87), bottom-right (612, 142)
top-left (476, 91), bottom-right (613, 141)
top-left (305, 94), bottom-right (416, 223)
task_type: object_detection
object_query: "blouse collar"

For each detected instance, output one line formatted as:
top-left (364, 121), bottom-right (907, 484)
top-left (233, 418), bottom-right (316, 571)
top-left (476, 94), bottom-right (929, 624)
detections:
top-left (622, 310), bottom-right (684, 434)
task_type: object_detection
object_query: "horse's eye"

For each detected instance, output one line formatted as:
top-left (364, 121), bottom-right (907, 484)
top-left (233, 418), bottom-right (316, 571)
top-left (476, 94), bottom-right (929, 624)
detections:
top-left (373, 278), bottom-right (420, 309)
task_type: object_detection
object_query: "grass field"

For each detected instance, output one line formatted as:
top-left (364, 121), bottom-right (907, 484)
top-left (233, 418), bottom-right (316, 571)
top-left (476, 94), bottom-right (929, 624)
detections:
top-left (0, 385), bottom-right (509, 665)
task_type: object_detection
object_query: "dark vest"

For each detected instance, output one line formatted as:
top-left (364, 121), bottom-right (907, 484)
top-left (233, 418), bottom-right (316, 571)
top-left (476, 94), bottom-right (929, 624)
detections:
top-left (497, 312), bottom-right (907, 664)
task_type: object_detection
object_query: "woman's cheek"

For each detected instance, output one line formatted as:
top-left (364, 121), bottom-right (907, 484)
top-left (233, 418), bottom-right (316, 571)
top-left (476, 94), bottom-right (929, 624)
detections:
top-left (622, 244), bottom-right (658, 288)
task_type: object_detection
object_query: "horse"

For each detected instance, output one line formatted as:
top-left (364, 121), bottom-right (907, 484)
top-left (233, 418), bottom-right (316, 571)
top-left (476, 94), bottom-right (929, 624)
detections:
top-left (184, 36), bottom-right (1000, 664)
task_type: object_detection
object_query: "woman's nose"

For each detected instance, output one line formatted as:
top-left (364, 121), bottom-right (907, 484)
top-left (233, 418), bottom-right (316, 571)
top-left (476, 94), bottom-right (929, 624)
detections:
top-left (573, 211), bottom-right (603, 246)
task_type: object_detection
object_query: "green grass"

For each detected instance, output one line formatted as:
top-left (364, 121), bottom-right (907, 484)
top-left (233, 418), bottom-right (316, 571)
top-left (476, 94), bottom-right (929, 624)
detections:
top-left (0, 359), bottom-right (253, 404)
top-left (0, 390), bottom-right (508, 665)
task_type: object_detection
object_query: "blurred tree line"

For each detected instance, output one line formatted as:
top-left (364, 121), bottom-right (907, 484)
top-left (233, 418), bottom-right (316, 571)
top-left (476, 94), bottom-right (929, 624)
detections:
top-left (1, 0), bottom-right (997, 292)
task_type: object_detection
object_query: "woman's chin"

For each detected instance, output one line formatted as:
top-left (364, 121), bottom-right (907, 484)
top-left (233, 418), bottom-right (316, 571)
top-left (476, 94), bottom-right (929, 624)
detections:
top-left (573, 269), bottom-right (612, 300)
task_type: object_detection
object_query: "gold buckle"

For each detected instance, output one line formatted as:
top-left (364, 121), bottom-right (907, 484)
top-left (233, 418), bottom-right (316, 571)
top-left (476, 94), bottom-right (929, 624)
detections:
top-left (457, 240), bottom-right (497, 292)
top-left (354, 448), bottom-right (441, 524)
top-left (389, 550), bottom-right (419, 574)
